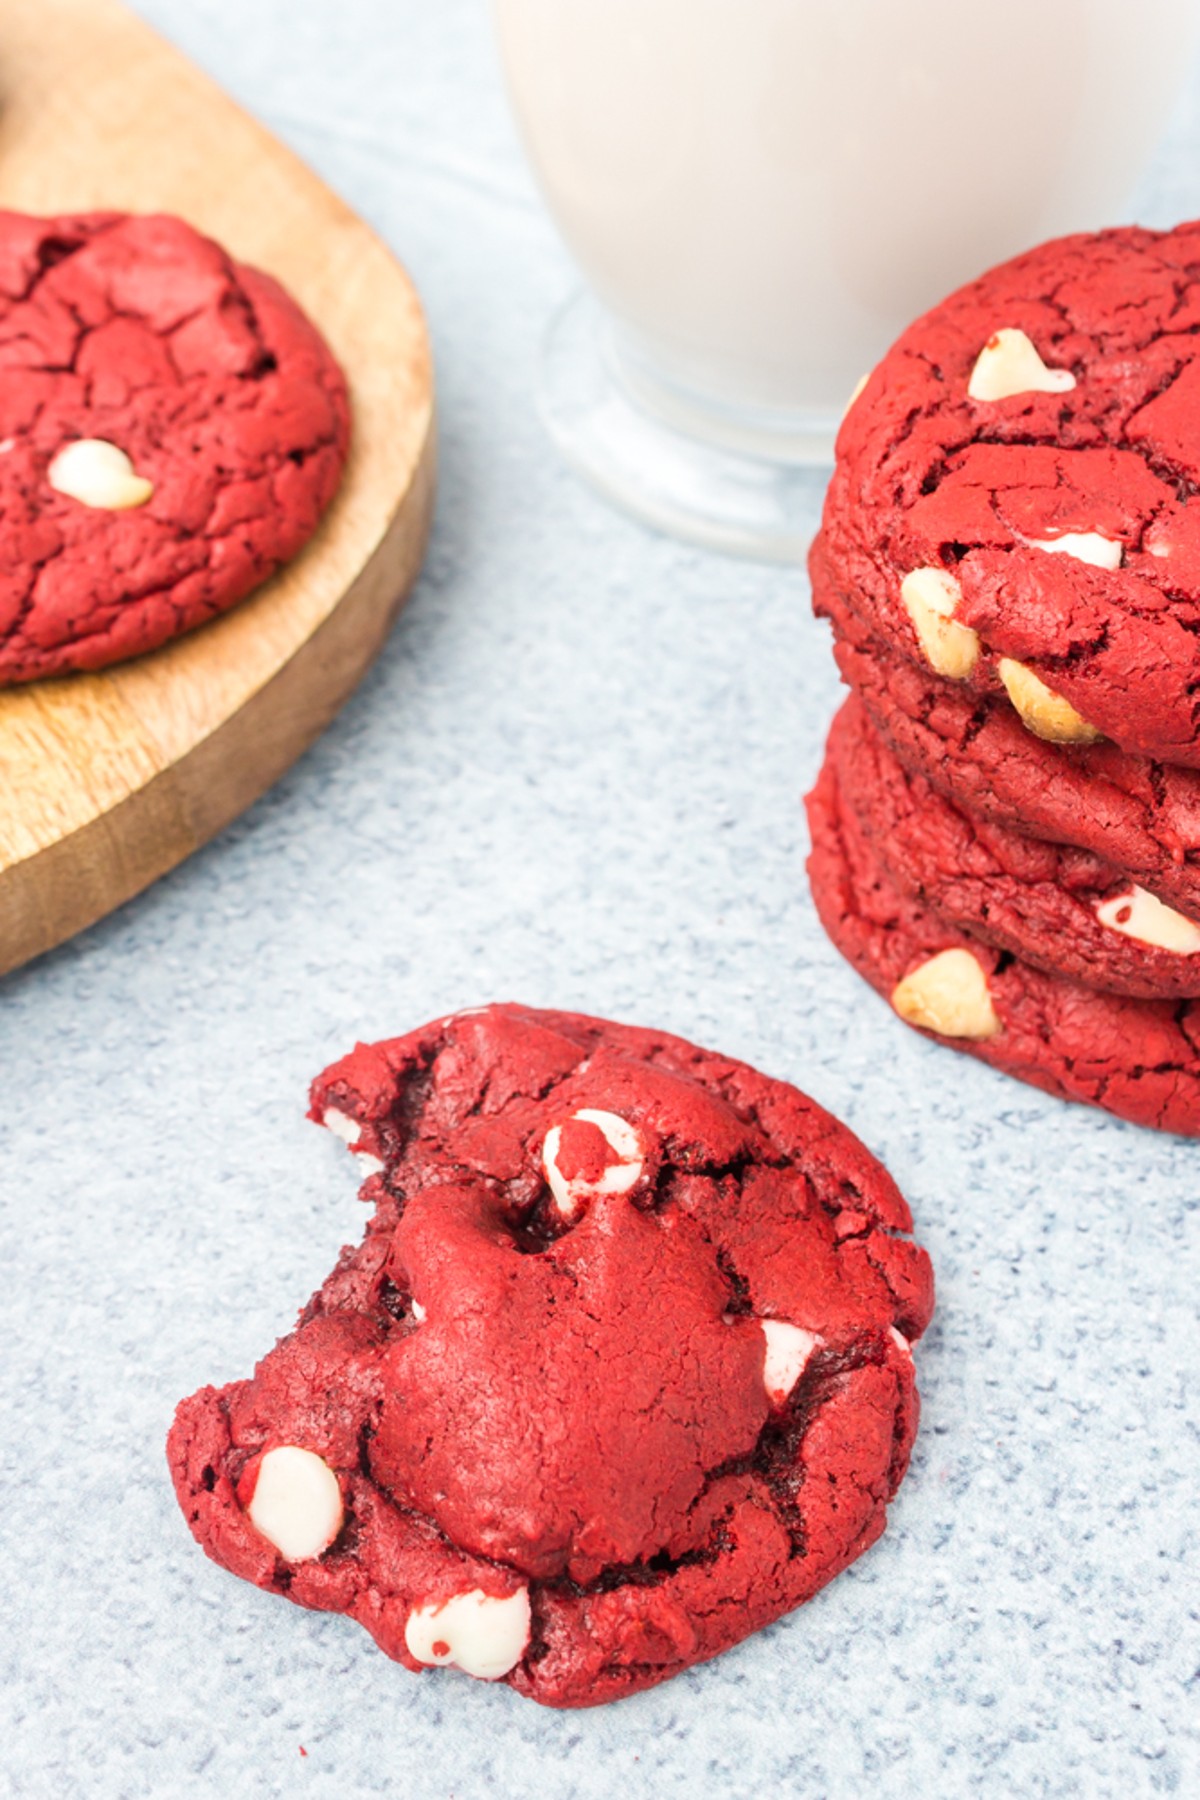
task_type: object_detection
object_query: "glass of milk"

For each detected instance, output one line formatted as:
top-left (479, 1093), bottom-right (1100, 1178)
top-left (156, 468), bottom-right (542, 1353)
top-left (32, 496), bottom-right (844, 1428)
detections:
top-left (493, 0), bottom-right (1197, 560)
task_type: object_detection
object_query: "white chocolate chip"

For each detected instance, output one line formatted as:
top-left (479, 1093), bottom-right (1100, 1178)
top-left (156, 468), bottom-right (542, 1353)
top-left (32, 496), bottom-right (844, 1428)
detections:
top-left (323, 1108), bottom-right (381, 1173)
top-left (1095, 886), bottom-right (1200, 955)
top-left (1025, 531), bottom-right (1122, 570)
top-left (843, 372), bottom-right (869, 420)
top-left (247, 1446), bottom-right (343, 1563)
top-left (967, 328), bottom-right (1076, 402)
top-left (760, 1319), bottom-right (819, 1404)
top-left (889, 1326), bottom-right (913, 1358)
top-left (542, 1109), bottom-right (645, 1218)
top-left (322, 1108), bottom-right (359, 1144)
top-left (405, 1587), bottom-right (531, 1682)
top-left (48, 438), bottom-right (154, 510)
top-left (900, 567), bottom-right (980, 680)
top-left (410, 1298), bottom-right (427, 1322)
top-left (997, 657), bottom-right (1101, 744)
top-left (891, 948), bottom-right (1001, 1041)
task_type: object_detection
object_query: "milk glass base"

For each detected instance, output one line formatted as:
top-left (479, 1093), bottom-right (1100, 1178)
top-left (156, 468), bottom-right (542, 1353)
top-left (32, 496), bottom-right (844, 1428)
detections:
top-left (539, 293), bottom-right (838, 563)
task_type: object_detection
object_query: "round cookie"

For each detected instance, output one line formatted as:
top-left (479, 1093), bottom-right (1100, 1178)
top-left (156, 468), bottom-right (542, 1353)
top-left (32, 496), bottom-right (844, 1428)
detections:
top-left (829, 696), bottom-right (1200, 999)
top-left (821, 222), bottom-right (1200, 768)
top-left (806, 749), bottom-right (1200, 1137)
top-left (168, 1003), bottom-right (933, 1709)
top-left (0, 210), bottom-right (349, 683)
top-left (812, 543), bottom-right (1200, 922)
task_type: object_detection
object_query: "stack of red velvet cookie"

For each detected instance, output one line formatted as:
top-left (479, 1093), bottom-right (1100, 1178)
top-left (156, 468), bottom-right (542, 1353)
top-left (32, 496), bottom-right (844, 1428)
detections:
top-left (806, 223), bottom-right (1200, 1136)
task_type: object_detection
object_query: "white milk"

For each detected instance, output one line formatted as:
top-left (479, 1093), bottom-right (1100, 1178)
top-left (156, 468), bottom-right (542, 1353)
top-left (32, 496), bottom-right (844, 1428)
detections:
top-left (495, 0), bottom-right (1197, 425)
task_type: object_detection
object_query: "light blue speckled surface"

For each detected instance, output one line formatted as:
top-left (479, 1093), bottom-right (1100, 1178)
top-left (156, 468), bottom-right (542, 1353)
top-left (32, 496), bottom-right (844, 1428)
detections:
top-left (3, 4), bottom-right (1200, 1795)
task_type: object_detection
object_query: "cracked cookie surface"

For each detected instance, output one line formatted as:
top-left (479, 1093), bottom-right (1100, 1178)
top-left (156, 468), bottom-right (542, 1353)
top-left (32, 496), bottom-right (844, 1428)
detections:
top-left (821, 222), bottom-right (1200, 766)
top-left (167, 1003), bottom-right (933, 1708)
top-left (829, 696), bottom-right (1200, 999)
top-left (0, 210), bottom-right (349, 683)
top-left (806, 749), bottom-right (1200, 1136)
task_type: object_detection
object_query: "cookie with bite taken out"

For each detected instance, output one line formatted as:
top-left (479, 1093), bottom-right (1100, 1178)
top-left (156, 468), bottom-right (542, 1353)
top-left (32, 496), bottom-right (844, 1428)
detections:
top-left (168, 1003), bottom-right (933, 1708)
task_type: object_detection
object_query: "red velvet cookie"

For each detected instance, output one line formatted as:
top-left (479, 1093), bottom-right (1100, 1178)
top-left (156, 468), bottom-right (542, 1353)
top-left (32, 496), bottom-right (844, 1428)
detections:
top-left (806, 749), bottom-right (1200, 1136)
top-left (813, 545), bottom-right (1200, 922)
top-left (168, 1004), bottom-right (933, 1709)
top-left (820, 222), bottom-right (1200, 768)
top-left (0, 211), bottom-right (349, 682)
top-left (829, 696), bottom-right (1200, 999)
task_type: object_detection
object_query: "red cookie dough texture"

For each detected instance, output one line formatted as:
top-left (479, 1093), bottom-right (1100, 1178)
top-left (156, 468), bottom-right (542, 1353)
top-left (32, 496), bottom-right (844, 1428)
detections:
top-left (168, 1004), bottom-right (933, 1708)
top-left (0, 210), bottom-right (350, 682)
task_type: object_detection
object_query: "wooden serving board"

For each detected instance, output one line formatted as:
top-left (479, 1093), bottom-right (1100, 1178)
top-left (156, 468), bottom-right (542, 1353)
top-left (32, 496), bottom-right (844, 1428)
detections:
top-left (0, 0), bottom-right (436, 977)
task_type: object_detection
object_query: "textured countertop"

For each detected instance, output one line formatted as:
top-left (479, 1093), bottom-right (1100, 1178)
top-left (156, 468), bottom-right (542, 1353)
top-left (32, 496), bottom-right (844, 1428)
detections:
top-left (3, 4), bottom-right (1199, 1795)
